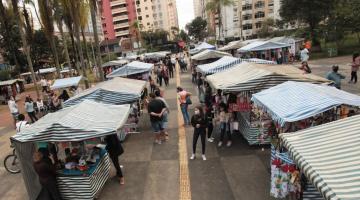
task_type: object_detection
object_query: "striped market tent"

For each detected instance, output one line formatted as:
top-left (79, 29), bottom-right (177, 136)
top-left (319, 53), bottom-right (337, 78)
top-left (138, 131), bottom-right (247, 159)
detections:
top-left (280, 115), bottom-right (360, 200)
top-left (191, 49), bottom-right (232, 61)
top-left (106, 61), bottom-right (153, 78)
top-left (206, 62), bottom-right (330, 93)
top-left (11, 100), bottom-right (131, 199)
top-left (190, 42), bottom-right (216, 55)
top-left (252, 81), bottom-right (360, 126)
top-left (64, 77), bottom-right (146, 107)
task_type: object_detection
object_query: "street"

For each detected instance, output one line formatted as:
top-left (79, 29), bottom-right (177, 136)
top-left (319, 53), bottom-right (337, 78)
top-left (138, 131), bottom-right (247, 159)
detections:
top-left (0, 55), bottom-right (355, 200)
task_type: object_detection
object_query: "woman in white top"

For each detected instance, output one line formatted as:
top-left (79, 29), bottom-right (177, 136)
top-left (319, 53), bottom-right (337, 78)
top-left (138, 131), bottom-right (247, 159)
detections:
top-left (8, 96), bottom-right (19, 127)
top-left (16, 114), bottom-right (29, 133)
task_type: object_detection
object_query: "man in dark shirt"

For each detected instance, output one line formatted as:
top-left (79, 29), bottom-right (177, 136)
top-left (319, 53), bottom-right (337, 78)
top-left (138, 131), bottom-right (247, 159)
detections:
top-left (147, 93), bottom-right (166, 144)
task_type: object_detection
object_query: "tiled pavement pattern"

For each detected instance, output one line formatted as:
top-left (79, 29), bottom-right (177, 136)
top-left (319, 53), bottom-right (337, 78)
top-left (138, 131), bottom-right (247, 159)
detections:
top-left (0, 55), bottom-right (355, 200)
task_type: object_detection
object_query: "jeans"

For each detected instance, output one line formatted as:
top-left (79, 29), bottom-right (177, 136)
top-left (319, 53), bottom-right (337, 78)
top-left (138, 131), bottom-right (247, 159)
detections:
top-left (158, 76), bottom-right (163, 86)
top-left (351, 71), bottom-right (357, 83)
top-left (207, 123), bottom-right (213, 138)
top-left (27, 111), bottom-right (38, 123)
top-left (169, 70), bottom-right (174, 78)
top-left (193, 129), bottom-right (206, 154)
top-left (220, 122), bottom-right (232, 142)
top-left (180, 104), bottom-right (190, 124)
top-left (110, 154), bottom-right (123, 178)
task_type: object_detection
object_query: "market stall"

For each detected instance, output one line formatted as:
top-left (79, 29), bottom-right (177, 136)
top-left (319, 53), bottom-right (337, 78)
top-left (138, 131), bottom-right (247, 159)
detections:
top-left (279, 115), bottom-right (360, 200)
top-left (218, 39), bottom-right (261, 56)
top-left (191, 49), bottom-right (231, 61)
top-left (11, 100), bottom-right (131, 200)
top-left (238, 41), bottom-right (290, 63)
top-left (143, 51), bottom-right (171, 59)
top-left (106, 61), bottom-right (153, 80)
top-left (267, 36), bottom-right (304, 56)
top-left (251, 81), bottom-right (360, 199)
top-left (0, 79), bottom-right (25, 103)
top-left (50, 76), bottom-right (83, 90)
top-left (206, 63), bottom-right (330, 145)
top-left (189, 42), bottom-right (216, 55)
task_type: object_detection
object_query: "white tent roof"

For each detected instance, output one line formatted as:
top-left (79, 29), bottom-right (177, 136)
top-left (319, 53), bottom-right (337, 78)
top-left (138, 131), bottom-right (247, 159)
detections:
top-left (191, 50), bottom-right (231, 61)
top-left (268, 36), bottom-right (304, 44)
top-left (12, 100), bottom-right (131, 142)
top-left (196, 56), bottom-right (241, 74)
top-left (39, 68), bottom-right (56, 74)
top-left (206, 62), bottom-right (330, 92)
top-left (144, 51), bottom-right (171, 59)
top-left (190, 42), bottom-right (216, 55)
top-left (218, 39), bottom-right (261, 51)
top-left (0, 79), bottom-right (24, 86)
top-left (102, 60), bottom-right (129, 68)
top-left (106, 61), bottom-right (153, 78)
top-left (50, 76), bottom-right (83, 90)
top-left (238, 41), bottom-right (290, 52)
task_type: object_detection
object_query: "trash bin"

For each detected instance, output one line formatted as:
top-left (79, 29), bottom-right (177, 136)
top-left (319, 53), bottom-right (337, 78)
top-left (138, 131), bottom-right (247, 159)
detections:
top-left (327, 48), bottom-right (338, 57)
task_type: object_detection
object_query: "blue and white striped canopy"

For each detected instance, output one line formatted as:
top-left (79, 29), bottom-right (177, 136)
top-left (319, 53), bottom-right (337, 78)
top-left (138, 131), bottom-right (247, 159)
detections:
top-left (252, 81), bottom-right (360, 126)
top-left (50, 76), bottom-right (83, 90)
top-left (196, 56), bottom-right (241, 74)
top-left (64, 77), bottom-right (146, 107)
top-left (12, 100), bottom-right (131, 142)
top-left (191, 49), bottom-right (231, 61)
top-left (280, 115), bottom-right (360, 200)
top-left (106, 61), bottom-right (153, 78)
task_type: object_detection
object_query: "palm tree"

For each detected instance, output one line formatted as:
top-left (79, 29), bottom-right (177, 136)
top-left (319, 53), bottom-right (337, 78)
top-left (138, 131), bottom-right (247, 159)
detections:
top-left (38, 0), bottom-right (61, 78)
top-left (24, 0), bottom-right (43, 28)
top-left (89, 0), bottom-right (104, 81)
top-left (69, 0), bottom-right (89, 88)
top-left (206, 0), bottom-right (233, 43)
top-left (79, 0), bottom-right (91, 70)
top-left (10, 0), bottom-right (40, 98)
top-left (131, 20), bottom-right (142, 51)
top-left (53, 0), bottom-right (73, 76)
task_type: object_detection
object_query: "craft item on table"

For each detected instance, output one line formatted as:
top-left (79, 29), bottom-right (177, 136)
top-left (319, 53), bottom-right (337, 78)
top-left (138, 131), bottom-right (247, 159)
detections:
top-left (65, 162), bottom-right (77, 170)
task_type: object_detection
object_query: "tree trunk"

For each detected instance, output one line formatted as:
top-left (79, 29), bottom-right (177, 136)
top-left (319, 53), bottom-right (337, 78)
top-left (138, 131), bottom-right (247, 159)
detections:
top-left (68, 26), bottom-right (81, 74)
top-left (81, 26), bottom-right (91, 69)
top-left (50, 35), bottom-right (61, 78)
top-left (89, 39), bottom-right (96, 68)
top-left (89, 0), bottom-right (104, 81)
top-left (58, 20), bottom-right (73, 76)
top-left (218, 6), bottom-right (221, 43)
top-left (11, 0), bottom-right (40, 98)
top-left (70, 2), bottom-right (89, 88)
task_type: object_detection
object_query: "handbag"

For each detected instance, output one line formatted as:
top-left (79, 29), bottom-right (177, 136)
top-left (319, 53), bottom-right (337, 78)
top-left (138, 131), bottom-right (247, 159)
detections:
top-left (186, 96), bottom-right (192, 105)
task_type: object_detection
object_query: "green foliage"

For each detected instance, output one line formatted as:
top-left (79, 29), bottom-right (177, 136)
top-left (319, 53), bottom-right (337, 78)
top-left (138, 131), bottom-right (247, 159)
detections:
top-left (257, 18), bottom-right (275, 38)
top-left (186, 17), bottom-right (208, 41)
top-left (140, 29), bottom-right (169, 50)
top-left (30, 30), bottom-right (54, 70)
top-left (102, 53), bottom-right (118, 63)
top-left (179, 30), bottom-right (190, 42)
top-left (0, 69), bottom-right (11, 81)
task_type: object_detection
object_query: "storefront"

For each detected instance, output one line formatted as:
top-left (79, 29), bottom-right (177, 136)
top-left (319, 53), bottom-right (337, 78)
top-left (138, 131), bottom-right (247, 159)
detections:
top-left (251, 81), bottom-right (360, 199)
top-left (11, 101), bottom-right (131, 200)
top-left (106, 61), bottom-right (153, 81)
top-left (206, 63), bottom-right (330, 145)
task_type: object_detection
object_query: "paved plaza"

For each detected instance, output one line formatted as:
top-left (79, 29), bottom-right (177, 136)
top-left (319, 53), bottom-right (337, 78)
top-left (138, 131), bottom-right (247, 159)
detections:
top-left (0, 55), bottom-right (356, 200)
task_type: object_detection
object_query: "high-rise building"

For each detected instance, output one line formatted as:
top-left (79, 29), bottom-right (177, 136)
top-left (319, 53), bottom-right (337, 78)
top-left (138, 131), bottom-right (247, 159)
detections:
top-left (196, 0), bottom-right (282, 40)
top-left (136, 0), bottom-right (179, 38)
top-left (98, 0), bottom-right (137, 40)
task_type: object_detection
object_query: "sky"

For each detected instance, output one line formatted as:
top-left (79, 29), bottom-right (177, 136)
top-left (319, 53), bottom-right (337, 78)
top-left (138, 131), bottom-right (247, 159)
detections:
top-left (176, 0), bottom-right (195, 31)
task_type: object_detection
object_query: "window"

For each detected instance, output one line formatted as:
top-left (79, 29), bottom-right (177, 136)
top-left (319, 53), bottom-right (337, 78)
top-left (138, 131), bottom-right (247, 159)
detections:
top-left (153, 13), bottom-right (157, 18)
top-left (255, 1), bottom-right (265, 8)
top-left (147, 22), bottom-right (150, 25)
top-left (255, 11), bottom-right (265, 18)
top-left (255, 22), bottom-right (262, 29)
top-left (138, 16), bottom-right (142, 20)
top-left (146, 15), bottom-right (149, 18)
top-left (242, 4), bottom-right (252, 10)
top-left (243, 14), bottom-right (252, 20)
top-left (145, 6), bottom-right (148, 10)
top-left (137, 8), bottom-right (141, 12)
top-left (242, 23), bottom-right (253, 30)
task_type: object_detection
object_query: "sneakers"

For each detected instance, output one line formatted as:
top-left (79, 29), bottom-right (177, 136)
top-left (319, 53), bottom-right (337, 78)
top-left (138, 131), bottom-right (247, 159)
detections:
top-left (202, 154), bottom-right (207, 161)
top-left (226, 141), bottom-right (232, 147)
top-left (119, 177), bottom-right (125, 185)
top-left (190, 154), bottom-right (195, 160)
top-left (207, 138), bottom-right (214, 143)
top-left (155, 140), bottom-right (162, 144)
top-left (218, 141), bottom-right (223, 147)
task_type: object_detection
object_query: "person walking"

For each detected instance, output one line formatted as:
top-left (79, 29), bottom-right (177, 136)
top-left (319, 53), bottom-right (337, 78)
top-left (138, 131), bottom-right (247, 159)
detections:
top-left (162, 65), bottom-right (170, 86)
top-left (217, 103), bottom-right (232, 147)
top-left (25, 96), bottom-right (38, 123)
top-left (156, 65), bottom-right (163, 87)
top-left (7, 96), bottom-right (19, 128)
top-left (148, 93), bottom-right (167, 144)
top-left (177, 87), bottom-right (191, 125)
top-left (326, 65), bottom-right (346, 89)
top-left (299, 61), bottom-right (311, 74)
top-left (167, 59), bottom-right (174, 78)
top-left (190, 106), bottom-right (207, 161)
top-left (105, 134), bottom-right (125, 185)
top-left (155, 90), bottom-right (170, 140)
top-left (350, 52), bottom-right (360, 84)
top-left (204, 82), bottom-right (213, 107)
top-left (192, 68), bottom-right (197, 84)
top-left (33, 151), bottom-right (62, 200)
top-left (300, 47), bottom-right (309, 62)
top-left (40, 77), bottom-right (48, 92)
top-left (149, 76), bottom-right (156, 93)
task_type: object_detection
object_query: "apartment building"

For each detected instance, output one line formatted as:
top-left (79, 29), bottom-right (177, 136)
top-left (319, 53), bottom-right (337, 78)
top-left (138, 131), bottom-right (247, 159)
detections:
top-left (196, 0), bottom-right (281, 40)
top-left (98, 0), bottom-right (137, 40)
top-left (135, 0), bottom-right (179, 38)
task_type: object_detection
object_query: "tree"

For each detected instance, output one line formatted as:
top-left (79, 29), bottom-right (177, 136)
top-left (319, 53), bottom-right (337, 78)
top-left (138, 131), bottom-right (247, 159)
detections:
top-left (206, 0), bottom-right (233, 42)
top-left (179, 29), bottom-right (190, 42)
top-left (170, 26), bottom-right (179, 40)
top-left (131, 20), bottom-right (142, 50)
top-left (30, 30), bottom-right (53, 69)
top-left (257, 18), bottom-right (275, 38)
top-left (11, 0), bottom-right (40, 97)
top-left (79, 0), bottom-right (91, 70)
top-left (141, 29), bottom-right (169, 51)
top-left (280, 0), bottom-right (333, 46)
top-left (38, 0), bottom-right (61, 77)
top-left (89, 0), bottom-right (104, 81)
top-left (186, 17), bottom-right (208, 41)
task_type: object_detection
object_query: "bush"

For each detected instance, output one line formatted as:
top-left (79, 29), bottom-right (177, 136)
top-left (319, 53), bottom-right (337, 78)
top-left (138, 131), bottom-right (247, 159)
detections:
top-left (0, 70), bottom-right (11, 81)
